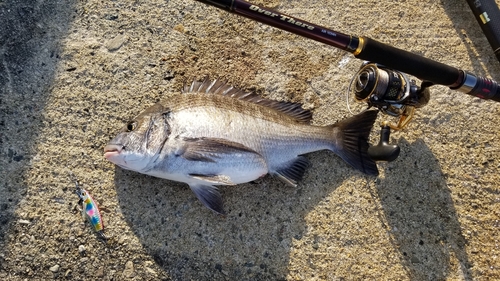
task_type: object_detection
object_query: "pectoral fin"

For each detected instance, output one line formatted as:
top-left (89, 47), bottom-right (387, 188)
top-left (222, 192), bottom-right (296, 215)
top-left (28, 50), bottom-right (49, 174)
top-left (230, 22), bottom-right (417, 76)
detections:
top-left (189, 174), bottom-right (237, 185)
top-left (180, 137), bottom-right (260, 163)
top-left (189, 184), bottom-right (225, 215)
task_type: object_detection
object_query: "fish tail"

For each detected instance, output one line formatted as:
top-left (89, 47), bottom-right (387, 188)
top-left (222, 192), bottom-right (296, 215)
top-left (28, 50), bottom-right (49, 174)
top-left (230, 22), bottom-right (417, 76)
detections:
top-left (331, 110), bottom-right (379, 176)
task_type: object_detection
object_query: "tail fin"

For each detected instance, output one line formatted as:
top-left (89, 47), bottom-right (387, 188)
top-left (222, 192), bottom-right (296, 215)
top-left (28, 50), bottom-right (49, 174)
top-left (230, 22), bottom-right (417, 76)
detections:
top-left (333, 110), bottom-right (379, 176)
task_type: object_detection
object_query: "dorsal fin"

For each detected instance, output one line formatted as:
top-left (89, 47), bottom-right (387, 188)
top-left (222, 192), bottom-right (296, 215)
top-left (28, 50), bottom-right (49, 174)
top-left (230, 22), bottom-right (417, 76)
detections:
top-left (182, 78), bottom-right (313, 123)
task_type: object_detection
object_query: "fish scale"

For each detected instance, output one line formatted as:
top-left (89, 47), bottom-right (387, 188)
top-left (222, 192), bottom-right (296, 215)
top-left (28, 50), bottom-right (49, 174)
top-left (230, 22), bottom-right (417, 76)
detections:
top-left (104, 78), bottom-right (379, 214)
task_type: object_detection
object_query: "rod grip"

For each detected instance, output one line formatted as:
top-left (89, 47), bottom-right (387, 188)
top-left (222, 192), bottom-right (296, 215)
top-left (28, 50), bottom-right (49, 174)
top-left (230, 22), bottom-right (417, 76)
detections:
top-left (355, 37), bottom-right (462, 87)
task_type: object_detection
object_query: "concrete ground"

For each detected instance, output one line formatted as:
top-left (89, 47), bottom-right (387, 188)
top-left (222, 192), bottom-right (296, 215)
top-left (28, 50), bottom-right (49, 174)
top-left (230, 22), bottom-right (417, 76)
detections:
top-left (1, 0), bottom-right (499, 279)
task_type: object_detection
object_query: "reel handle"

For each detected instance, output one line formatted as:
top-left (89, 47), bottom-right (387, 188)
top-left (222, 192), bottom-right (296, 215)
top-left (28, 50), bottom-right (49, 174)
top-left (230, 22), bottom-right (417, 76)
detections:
top-left (368, 124), bottom-right (400, 162)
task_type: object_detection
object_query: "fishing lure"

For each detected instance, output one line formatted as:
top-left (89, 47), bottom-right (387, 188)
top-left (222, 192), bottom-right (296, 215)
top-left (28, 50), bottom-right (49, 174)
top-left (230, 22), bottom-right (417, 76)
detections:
top-left (73, 177), bottom-right (106, 239)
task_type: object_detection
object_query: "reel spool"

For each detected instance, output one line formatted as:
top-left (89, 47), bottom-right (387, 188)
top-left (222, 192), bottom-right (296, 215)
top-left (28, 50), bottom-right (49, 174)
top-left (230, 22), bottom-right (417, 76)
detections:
top-left (348, 63), bottom-right (430, 130)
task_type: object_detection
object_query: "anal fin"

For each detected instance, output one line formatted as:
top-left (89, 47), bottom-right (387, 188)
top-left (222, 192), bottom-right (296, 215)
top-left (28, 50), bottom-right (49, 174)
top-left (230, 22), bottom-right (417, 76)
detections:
top-left (273, 156), bottom-right (310, 187)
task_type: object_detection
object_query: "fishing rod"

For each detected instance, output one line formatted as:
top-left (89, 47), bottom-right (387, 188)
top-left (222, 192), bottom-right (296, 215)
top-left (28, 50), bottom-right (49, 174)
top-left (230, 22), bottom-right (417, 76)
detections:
top-left (192, 0), bottom-right (500, 161)
top-left (466, 0), bottom-right (500, 63)
top-left (195, 0), bottom-right (500, 100)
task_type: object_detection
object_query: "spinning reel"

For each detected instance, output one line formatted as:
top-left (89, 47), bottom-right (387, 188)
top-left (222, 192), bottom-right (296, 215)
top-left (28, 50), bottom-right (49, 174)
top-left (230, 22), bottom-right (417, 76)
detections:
top-left (348, 63), bottom-right (431, 161)
top-left (195, 0), bottom-right (500, 162)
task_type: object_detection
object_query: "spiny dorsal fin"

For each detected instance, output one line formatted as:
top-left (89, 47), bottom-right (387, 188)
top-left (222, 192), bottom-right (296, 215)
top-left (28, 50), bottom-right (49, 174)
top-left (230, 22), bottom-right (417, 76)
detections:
top-left (183, 78), bottom-right (313, 123)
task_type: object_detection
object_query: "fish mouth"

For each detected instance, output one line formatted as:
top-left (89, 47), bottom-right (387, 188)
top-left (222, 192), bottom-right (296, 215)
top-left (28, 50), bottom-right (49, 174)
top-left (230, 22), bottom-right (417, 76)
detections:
top-left (104, 144), bottom-right (123, 160)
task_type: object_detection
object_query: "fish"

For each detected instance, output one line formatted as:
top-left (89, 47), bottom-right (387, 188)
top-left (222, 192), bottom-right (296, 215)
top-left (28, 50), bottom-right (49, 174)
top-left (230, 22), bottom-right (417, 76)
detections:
top-left (104, 78), bottom-right (379, 214)
top-left (73, 178), bottom-right (106, 239)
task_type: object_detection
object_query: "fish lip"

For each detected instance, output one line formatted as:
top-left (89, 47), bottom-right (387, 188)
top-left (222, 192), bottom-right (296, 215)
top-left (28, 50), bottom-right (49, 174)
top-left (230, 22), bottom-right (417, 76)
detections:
top-left (104, 144), bottom-right (123, 159)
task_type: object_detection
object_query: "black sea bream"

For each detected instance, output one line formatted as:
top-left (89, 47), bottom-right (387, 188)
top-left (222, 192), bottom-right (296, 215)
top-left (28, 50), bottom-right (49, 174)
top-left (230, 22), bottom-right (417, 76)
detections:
top-left (104, 79), bottom-right (379, 214)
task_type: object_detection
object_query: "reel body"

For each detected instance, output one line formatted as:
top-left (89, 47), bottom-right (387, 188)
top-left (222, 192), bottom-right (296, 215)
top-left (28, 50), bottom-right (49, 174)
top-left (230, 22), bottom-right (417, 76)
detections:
top-left (348, 63), bottom-right (432, 161)
top-left (350, 63), bottom-right (430, 130)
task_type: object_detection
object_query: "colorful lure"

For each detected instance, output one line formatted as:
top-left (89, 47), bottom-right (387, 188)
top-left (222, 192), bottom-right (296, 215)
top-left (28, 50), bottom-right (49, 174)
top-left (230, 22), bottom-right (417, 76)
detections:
top-left (73, 179), bottom-right (106, 239)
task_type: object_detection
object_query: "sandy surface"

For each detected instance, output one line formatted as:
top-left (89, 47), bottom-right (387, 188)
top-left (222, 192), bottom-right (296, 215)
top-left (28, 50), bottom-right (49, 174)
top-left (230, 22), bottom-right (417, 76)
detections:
top-left (1, 0), bottom-right (500, 280)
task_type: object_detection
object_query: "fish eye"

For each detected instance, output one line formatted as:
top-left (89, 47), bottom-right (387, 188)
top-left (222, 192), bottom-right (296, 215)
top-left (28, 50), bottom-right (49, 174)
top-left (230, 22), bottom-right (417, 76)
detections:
top-left (126, 121), bottom-right (137, 132)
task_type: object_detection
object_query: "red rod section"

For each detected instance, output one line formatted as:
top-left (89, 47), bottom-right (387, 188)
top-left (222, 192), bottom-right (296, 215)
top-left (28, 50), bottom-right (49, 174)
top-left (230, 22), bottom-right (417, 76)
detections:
top-left (231, 0), bottom-right (359, 52)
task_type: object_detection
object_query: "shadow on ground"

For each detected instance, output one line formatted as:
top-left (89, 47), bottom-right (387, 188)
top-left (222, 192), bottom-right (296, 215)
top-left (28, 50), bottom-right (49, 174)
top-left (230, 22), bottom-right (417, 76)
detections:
top-left (376, 138), bottom-right (472, 280)
top-left (113, 151), bottom-right (355, 280)
top-left (0, 0), bottom-right (75, 258)
top-left (113, 138), bottom-right (472, 280)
